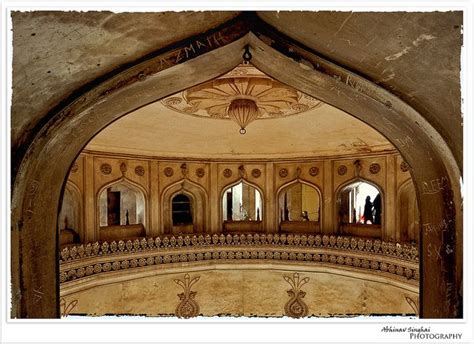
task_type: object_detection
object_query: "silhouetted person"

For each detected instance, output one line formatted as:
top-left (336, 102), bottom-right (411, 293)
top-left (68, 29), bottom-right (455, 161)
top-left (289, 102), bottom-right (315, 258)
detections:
top-left (301, 211), bottom-right (309, 221)
top-left (373, 193), bottom-right (381, 225)
top-left (363, 196), bottom-right (373, 224)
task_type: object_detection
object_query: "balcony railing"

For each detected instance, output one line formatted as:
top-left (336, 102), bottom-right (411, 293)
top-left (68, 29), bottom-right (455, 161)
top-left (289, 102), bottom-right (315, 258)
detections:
top-left (59, 233), bottom-right (419, 285)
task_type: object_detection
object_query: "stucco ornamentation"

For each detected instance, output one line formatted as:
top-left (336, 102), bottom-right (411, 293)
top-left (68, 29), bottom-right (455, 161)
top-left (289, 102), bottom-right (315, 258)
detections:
top-left (196, 168), bottom-right (205, 178)
top-left (60, 297), bottom-right (78, 317)
top-left (135, 165), bottom-right (145, 176)
top-left (337, 165), bottom-right (347, 176)
top-left (279, 168), bottom-right (288, 178)
top-left (223, 168), bottom-right (232, 178)
top-left (161, 64), bottom-right (322, 120)
top-left (120, 162), bottom-right (127, 174)
top-left (400, 161), bottom-right (409, 172)
top-left (59, 234), bottom-right (419, 286)
top-left (164, 167), bottom-right (174, 177)
top-left (369, 163), bottom-right (381, 174)
top-left (283, 273), bottom-right (310, 318)
top-left (174, 274), bottom-right (200, 318)
top-left (251, 168), bottom-right (261, 178)
top-left (100, 163), bottom-right (112, 175)
top-left (405, 296), bottom-right (419, 316)
top-left (309, 166), bottom-right (319, 176)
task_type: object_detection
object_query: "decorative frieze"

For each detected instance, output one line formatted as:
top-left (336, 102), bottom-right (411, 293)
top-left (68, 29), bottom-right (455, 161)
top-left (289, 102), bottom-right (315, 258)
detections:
top-left (59, 234), bottom-right (419, 286)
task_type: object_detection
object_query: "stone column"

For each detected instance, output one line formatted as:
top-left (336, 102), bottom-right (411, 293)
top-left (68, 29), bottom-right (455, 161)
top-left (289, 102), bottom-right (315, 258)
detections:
top-left (264, 163), bottom-right (276, 232)
top-left (209, 163), bottom-right (220, 233)
top-left (384, 155), bottom-right (397, 241)
top-left (322, 160), bottom-right (334, 234)
top-left (83, 154), bottom-right (96, 242)
top-left (149, 160), bottom-right (160, 236)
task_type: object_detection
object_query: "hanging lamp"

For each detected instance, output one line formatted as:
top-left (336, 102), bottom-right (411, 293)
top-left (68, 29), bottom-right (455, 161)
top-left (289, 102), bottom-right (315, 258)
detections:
top-left (227, 98), bottom-right (259, 134)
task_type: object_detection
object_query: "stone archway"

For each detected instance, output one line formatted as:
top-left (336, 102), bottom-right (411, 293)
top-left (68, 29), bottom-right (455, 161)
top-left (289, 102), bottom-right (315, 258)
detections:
top-left (11, 15), bottom-right (461, 318)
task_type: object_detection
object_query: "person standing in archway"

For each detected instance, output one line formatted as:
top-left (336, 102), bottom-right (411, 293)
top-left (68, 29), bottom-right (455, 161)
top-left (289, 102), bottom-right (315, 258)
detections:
top-left (363, 196), bottom-right (374, 224)
top-left (373, 193), bottom-right (381, 225)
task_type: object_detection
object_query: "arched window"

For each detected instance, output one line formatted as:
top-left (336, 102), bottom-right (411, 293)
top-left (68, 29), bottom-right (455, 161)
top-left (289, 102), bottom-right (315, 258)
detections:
top-left (172, 194), bottom-right (193, 226)
top-left (278, 181), bottom-right (321, 233)
top-left (222, 181), bottom-right (263, 232)
top-left (337, 180), bottom-right (382, 238)
top-left (98, 182), bottom-right (145, 227)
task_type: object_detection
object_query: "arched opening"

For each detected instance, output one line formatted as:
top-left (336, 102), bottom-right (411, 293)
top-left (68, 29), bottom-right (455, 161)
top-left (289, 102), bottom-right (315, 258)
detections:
top-left (277, 180), bottom-right (321, 234)
top-left (336, 179), bottom-right (383, 239)
top-left (162, 179), bottom-right (208, 235)
top-left (172, 194), bottom-right (193, 226)
top-left (10, 16), bottom-right (461, 318)
top-left (222, 180), bottom-right (263, 233)
top-left (97, 180), bottom-right (146, 241)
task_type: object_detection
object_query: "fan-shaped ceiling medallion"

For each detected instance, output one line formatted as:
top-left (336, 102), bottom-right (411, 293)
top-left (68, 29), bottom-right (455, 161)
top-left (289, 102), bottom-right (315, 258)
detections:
top-left (161, 64), bottom-right (323, 133)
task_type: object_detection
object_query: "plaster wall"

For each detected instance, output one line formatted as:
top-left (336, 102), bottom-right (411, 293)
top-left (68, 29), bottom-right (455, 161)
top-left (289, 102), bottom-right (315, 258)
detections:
top-left (63, 268), bottom-right (418, 317)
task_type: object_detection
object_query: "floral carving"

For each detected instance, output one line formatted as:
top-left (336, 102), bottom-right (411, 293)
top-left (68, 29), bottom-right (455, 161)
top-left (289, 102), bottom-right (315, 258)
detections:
top-left (161, 64), bottom-right (321, 120)
top-left (100, 163), bottom-right (112, 175)
top-left (120, 162), bottom-right (127, 174)
top-left (279, 168), bottom-right (288, 178)
top-left (195, 168), bottom-right (205, 178)
top-left (174, 274), bottom-right (200, 318)
top-left (337, 165), bottom-right (347, 176)
top-left (59, 235), bottom-right (419, 286)
top-left (135, 165), bottom-right (145, 176)
top-left (309, 166), bottom-right (319, 176)
top-left (60, 297), bottom-right (78, 317)
top-left (283, 273), bottom-right (310, 318)
top-left (223, 168), bottom-right (232, 178)
top-left (405, 296), bottom-right (419, 316)
top-left (369, 163), bottom-right (381, 174)
top-left (400, 161), bottom-right (409, 172)
top-left (251, 168), bottom-right (261, 178)
top-left (164, 167), bottom-right (174, 177)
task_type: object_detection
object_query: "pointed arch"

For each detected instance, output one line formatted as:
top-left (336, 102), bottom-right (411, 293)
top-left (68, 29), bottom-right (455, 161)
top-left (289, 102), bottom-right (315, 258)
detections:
top-left (161, 178), bottom-right (209, 234)
top-left (10, 15), bottom-right (461, 317)
top-left (96, 176), bottom-right (148, 238)
top-left (220, 178), bottom-right (264, 231)
top-left (334, 177), bottom-right (384, 238)
top-left (276, 178), bottom-right (323, 233)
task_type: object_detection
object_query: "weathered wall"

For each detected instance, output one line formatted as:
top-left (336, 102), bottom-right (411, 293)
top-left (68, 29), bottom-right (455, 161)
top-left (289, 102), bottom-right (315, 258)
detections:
top-left (62, 268), bottom-right (418, 317)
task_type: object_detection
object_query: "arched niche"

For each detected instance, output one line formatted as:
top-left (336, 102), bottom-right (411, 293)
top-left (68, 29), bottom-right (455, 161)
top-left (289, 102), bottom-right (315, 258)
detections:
top-left (161, 179), bottom-right (208, 235)
top-left (96, 178), bottom-right (147, 241)
top-left (221, 179), bottom-right (264, 233)
top-left (58, 181), bottom-right (83, 246)
top-left (335, 178), bottom-right (383, 239)
top-left (276, 179), bottom-right (322, 234)
top-left (10, 17), bottom-right (461, 317)
top-left (397, 179), bottom-right (420, 243)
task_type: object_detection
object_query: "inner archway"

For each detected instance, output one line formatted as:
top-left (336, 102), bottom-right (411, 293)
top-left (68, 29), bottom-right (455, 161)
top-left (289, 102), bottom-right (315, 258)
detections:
top-left (10, 16), bottom-right (461, 318)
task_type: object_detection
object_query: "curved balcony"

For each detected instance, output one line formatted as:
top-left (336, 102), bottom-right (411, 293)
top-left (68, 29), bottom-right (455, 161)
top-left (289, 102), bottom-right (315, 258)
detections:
top-left (60, 233), bottom-right (419, 287)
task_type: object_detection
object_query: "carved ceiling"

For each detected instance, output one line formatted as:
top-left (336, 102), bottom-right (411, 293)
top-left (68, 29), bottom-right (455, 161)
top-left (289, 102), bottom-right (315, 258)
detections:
top-left (86, 65), bottom-right (396, 159)
top-left (161, 64), bottom-right (322, 120)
